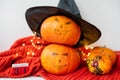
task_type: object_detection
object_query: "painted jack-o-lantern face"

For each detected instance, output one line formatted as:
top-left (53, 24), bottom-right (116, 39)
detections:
top-left (41, 44), bottom-right (80, 74)
top-left (40, 15), bottom-right (81, 46)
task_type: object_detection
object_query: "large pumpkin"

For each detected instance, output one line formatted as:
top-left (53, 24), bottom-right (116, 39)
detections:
top-left (40, 15), bottom-right (81, 46)
top-left (41, 44), bottom-right (81, 74)
top-left (86, 46), bottom-right (116, 74)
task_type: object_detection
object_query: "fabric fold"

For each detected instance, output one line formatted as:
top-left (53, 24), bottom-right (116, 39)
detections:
top-left (0, 36), bottom-right (120, 80)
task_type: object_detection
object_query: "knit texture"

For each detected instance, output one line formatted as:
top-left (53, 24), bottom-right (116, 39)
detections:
top-left (0, 36), bottom-right (120, 80)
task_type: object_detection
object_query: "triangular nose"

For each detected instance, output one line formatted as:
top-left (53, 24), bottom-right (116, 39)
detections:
top-left (58, 60), bottom-right (61, 63)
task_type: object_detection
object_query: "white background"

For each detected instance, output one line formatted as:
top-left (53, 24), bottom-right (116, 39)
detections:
top-left (0, 0), bottom-right (120, 51)
top-left (0, 0), bottom-right (120, 79)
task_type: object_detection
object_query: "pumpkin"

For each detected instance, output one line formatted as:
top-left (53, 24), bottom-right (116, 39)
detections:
top-left (86, 46), bottom-right (116, 74)
top-left (90, 46), bottom-right (116, 65)
top-left (41, 44), bottom-right (81, 74)
top-left (40, 15), bottom-right (81, 46)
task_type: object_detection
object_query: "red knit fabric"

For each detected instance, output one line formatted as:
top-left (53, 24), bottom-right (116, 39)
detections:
top-left (0, 36), bottom-right (120, 80)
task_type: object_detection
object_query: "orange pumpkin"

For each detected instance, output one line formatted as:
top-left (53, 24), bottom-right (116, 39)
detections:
top-left (90, 46), bottom-right (116, 65)
top-left (40, 15), bottom-right (81, 46)
top-left (86, 46), bottom-right (116, 74)
top-left (41, 44), bottom-right (81, 74)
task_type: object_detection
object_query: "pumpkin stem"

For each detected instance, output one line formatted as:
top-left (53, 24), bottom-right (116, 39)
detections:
top-left (98, 45), bottom-right (106, 55)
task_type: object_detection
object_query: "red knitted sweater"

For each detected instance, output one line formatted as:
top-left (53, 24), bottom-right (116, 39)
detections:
top-left (0, 36), bottom-right (120, 80)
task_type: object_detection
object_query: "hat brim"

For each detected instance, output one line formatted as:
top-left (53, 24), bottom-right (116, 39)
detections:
top-left (25, 6), bottom-right (101, 46)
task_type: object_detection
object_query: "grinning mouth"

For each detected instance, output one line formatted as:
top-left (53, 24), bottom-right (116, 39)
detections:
top-left (53, 64), bottom-right (67, 70)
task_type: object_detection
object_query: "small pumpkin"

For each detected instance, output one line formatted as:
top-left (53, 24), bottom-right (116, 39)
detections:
top-left (41, 44), bottom-right (81, 74)
top-left (86, 46), bottom-right (116, 74)
top-left (40, 15), bottom-right (81, 46)
top-left (90, 46), bottom-right (116, 65)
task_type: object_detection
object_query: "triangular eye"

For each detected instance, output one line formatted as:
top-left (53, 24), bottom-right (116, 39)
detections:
top-left (62, 53), bottom-right (68, 56)
top-left (52, 53), bottom-right (58, 56)
top-left (65, 21), bottom-right (71, 25)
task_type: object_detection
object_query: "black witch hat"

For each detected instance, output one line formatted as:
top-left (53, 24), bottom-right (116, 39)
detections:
top-left (25, 0), bottom-right (101, 46)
